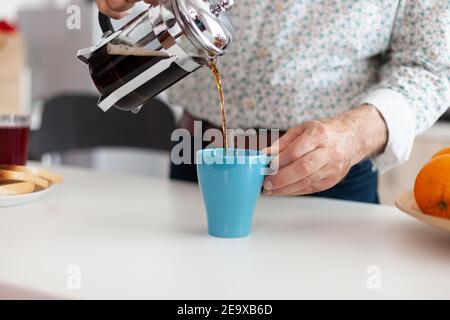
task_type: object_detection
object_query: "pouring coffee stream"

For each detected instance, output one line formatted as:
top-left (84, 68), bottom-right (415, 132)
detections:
top-left (208, 60), bottom-right (228, 152)
top-left (77, 0), bottom-right (234, 139)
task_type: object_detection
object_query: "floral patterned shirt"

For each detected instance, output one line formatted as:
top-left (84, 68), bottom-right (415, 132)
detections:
top-left (168, 0), bottom-right (450, 171)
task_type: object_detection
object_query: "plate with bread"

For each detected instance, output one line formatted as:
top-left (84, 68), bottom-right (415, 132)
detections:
top-left (0, 165), bottom-right (62, 207)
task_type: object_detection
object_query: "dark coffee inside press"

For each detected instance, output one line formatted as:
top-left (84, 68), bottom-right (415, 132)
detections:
top-left (88, 42), bottom-right (192, 112)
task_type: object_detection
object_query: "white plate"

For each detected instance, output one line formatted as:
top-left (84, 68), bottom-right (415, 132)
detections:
top-left (395, 190), bottom-right (450, 233)
top-left (0, 185), bottom-right (55, 207)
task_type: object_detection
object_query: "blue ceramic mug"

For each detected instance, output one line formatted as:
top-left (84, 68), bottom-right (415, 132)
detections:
top-left (196, 148), bottom-right (274, 238)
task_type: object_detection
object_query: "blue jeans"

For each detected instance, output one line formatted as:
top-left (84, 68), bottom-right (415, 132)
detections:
top-left (311, 160), bottom-right (379, 204)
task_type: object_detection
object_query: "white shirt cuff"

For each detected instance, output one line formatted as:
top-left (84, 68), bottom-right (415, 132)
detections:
top-left (359, 88), bottom-right (416, 173)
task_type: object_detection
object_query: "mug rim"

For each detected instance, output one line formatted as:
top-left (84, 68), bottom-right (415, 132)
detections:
top-left (196, 148), bottom-right (273, 160)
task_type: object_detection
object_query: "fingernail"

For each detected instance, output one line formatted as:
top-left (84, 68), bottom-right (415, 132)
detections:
top-left (264, 189), bottom-right (272, 196)
top-left (264, 180), bottom-right (273, 190)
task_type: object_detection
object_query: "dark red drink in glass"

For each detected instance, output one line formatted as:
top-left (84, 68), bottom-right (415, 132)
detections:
top-left (0, 115), bottom-right (30, 165)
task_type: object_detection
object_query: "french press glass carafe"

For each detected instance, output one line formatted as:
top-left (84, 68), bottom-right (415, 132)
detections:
top-left (77, 0), bottom-right (234, 113)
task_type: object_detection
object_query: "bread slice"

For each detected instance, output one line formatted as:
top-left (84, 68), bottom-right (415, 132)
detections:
top-left (0, 181), bottom-right (35, 196)
top-left (0, 165), bottom-right (62, 184)
top-left (0, 169), bottom-right (50, 189)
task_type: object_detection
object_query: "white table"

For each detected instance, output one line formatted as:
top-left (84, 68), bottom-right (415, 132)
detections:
top-left (0, 165), bottom-right (449, 299)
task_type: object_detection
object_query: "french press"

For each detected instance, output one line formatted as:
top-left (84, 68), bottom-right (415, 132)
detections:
top-left (77, 0), bottom-right (234, 113)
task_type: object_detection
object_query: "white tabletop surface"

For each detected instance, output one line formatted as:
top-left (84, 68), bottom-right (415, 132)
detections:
top-left (0, 165), bottom-right (449, 299)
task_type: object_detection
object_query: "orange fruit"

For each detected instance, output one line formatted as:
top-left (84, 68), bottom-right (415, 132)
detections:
top-left (414, 155), bottom-right (450, 219)
top-left (432, 147), bottom-right (450, 159)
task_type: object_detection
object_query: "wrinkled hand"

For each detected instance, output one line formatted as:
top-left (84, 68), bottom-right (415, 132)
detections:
top-left (96, 0), bottom-right (152, 19)
top-left (263, 105), bottom-right (387, 196)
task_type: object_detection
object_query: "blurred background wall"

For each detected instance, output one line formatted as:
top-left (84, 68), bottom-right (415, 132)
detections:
top-left (18, 0), bottom-right (95, 105)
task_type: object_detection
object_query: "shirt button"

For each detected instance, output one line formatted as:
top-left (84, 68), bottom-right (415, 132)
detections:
top-left (258, 47), bottom-right (269, 60)
top-left (275, 2), bottom-right (284, 12)
top-left (244, 98), bottom-right (256, 110)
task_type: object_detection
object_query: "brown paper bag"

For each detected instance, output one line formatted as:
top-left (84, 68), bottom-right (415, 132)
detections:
top-left (0, 31), bottom-right (24, 114)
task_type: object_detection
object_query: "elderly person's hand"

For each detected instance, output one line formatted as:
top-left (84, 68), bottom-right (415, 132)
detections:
top-left (263, 104), bottom-right (388, 196)
top-left (96, 0), bottom-right (151, 19)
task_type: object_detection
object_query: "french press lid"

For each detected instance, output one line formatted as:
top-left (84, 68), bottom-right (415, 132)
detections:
top-left (174, 0), bottom-right (234, 55)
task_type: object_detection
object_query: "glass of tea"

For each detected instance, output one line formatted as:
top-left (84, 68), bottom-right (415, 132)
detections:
top-left (0, 114), bottom-right (30, 165)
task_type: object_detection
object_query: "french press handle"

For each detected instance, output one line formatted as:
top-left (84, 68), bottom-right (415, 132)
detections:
top-left (99, 12), bottom-right (115, 33)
